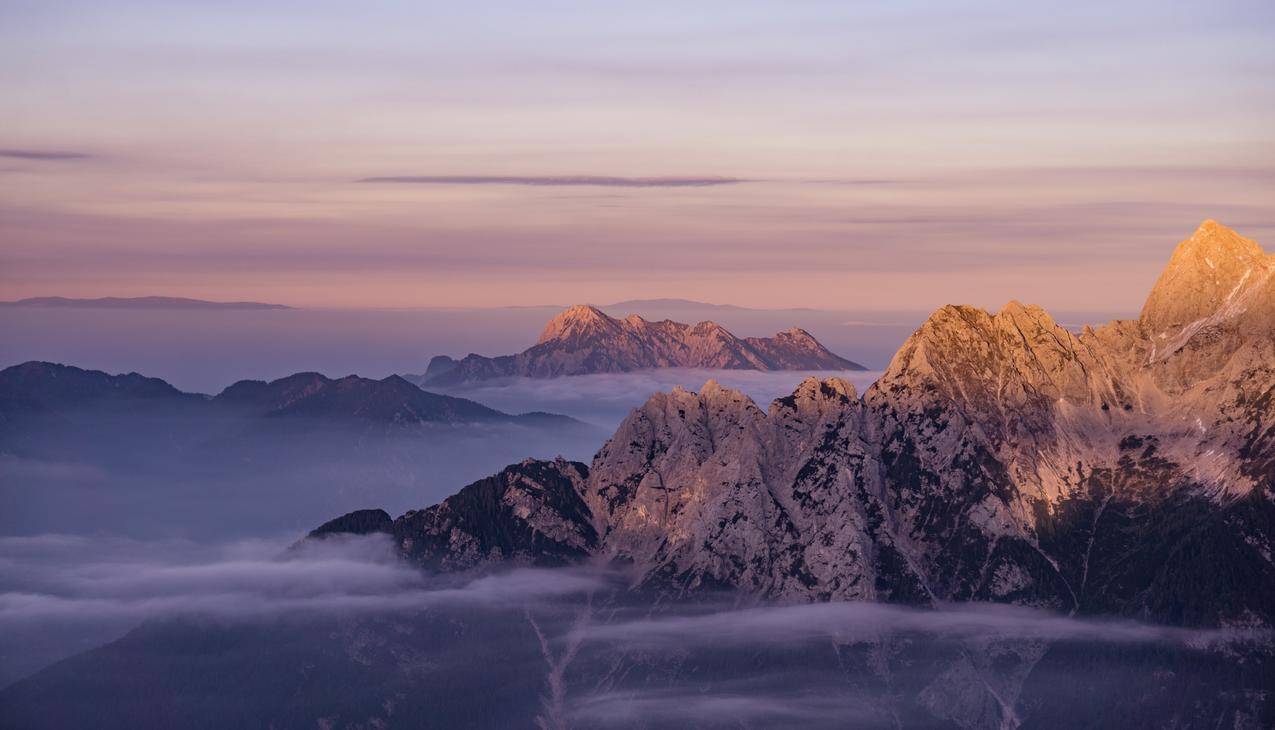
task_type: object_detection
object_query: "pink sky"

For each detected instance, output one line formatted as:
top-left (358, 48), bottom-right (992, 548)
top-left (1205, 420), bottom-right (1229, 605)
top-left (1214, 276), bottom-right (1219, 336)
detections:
top-left (1, 0), bottom-right (1272, 311)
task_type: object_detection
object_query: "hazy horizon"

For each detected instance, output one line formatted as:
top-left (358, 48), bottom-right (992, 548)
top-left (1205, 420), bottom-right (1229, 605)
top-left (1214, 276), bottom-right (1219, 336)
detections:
top-left (0, 302), bottom-right (1132, 393)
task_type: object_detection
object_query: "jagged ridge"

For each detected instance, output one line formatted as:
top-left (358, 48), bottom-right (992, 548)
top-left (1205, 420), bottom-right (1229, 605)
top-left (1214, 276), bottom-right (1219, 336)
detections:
top-left (338, 221), bottom-right (1275, 628)
top-left (420, 305), bottom-right (864, 384)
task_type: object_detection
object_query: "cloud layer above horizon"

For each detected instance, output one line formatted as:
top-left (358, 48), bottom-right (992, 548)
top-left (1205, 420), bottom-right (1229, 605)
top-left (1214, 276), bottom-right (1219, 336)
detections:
top-left (359, 175), bottom-right (751, 187)
top-left (1, 0), bottom-right (1272, 310)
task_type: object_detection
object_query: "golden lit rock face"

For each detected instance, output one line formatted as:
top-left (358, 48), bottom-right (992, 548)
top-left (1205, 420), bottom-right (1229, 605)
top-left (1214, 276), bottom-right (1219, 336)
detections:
top-left (535, 304), bottom-right (618, 345)
top-left (1139, 219), bottom-right (1272, 337)
top-left (864, 220), bottom-right (1275, 501)
top-left (572, 221), bottom-right (1275, 609)
top-left (428, 304), bottom-right (863, 384)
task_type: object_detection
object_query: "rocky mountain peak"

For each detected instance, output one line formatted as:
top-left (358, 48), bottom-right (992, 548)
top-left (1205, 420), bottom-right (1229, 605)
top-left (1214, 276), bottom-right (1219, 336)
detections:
top-left (698, 378), bottom-right (730, 398)
top-left (996, 299), bottom-right (1046, 321)
top-left (427, 305), bottom-right (864, 383)
top-left (779, 376), bottom-right (857, 407)
top-left (873, 297), bottom-right (1117, 445)
top-left (300, 221), bottom-right (1275, 634)
top-left (769, 327), bottom-right (817, 343)
top-left (535, 304), bottom-right (615, 344)
top-left (688, 320), bottom-right (731, 336)
top-left (1140, 219), bottom-right (1272, 336)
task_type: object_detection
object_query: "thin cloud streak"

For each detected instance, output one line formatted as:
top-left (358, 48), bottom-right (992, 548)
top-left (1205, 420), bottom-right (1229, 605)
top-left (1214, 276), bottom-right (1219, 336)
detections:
top-left (582, 600), bottom-right (1264, 648)
top-left (0, 533), bottom-right (605, 625)
top-left (572, 685), bottom-right (879, 726)
top-left (430, 369), bottom-right (884, 430)
top-left (0, 149), bottom-right (92, 161)
top-left (0, 532), bottom-right (606, 684)
top-left (357, 175), bottom-right (751, 187)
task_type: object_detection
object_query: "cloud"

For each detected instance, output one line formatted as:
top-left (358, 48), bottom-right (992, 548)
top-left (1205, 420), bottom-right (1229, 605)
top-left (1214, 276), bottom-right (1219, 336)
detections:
top-left (0, 532), bottom-right (607, 686)
top-left (565, 599), bottom-right (1269, 728)
top-left (357, 175), bottom-right (750, 187)
top-left (3, 536), bottom-right (1265, 707)
top-left (0, 149), bottom-right (92, 161)
top-left (428, 368), bottom-right (884, 429)
top-left (0, 534), bottom-right (604, 626)
top-left (0, 529), bottom-right (612, 642)
top-left (582, 600), bottom-right (1260, 649)
top-left (0, 530), bottom-right (611, 676)
top-left (572, 683), bottom-right (880, 726)
top-left (800, 178), bottom-right (917, 185)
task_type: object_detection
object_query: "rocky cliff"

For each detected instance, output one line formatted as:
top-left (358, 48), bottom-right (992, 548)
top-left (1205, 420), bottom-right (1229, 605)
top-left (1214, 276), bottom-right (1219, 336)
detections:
top-left (373, 221), bottom-right (1275, 627)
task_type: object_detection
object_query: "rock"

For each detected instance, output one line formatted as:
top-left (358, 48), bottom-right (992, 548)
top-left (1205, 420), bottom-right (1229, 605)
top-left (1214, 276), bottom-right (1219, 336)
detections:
top-left (421, 305), bottom-right (864, 384)
top-left (375, 221), bottom-right (1275, 627)
top-left (307, 508), bottom-right (394, 538)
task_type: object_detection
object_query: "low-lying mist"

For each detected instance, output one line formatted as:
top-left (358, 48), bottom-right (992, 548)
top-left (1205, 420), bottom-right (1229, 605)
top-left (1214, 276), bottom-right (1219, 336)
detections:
top-left (0, 408), bottom-right (606, 542)
top-left (0, 533), bottom-right (600, 686)
top-left (2, 537), bottom-right (1265, 728)
top-left (1, 369), bottom-right (882, 545)
top-left (0, 362), bottom-right (887, 692)
top-left (430, 368), bottom-right (885, 430)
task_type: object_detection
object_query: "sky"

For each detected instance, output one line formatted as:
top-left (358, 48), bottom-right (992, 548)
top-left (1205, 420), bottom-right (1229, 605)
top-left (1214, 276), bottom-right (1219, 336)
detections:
top-left (1, 0), bottom-right (1273, 311)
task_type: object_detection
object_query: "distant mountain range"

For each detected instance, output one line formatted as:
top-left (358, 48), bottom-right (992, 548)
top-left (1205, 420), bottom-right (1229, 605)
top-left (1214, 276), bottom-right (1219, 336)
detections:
top-left (0, 361), bottom-right (577, 429)
top-left (0, 360), bottom-right (603, 546)
top-left (416, 304), bottom-right (864, 385)
top-left (0, 296), bottom-right (289, 310)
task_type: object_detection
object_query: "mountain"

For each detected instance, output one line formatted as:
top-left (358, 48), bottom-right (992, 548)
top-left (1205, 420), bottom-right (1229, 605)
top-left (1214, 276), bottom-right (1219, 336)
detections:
top-left (4, 221), bottom-right (1273, 729)
top-left (418, 305), bottom-right (865, 385)
top-left (0, 361), bottom-right (199, 408)
top-left (422, 354), bottom-right (459, 381)
top-left (353, 221), bottom-right (1275, 624)
top-left (213, 371), bottom-right (562, 426)
top-left (0, 361), bottom-right (604, 545)
top-left (310, 458), bottom-right (597, 570)
top-left (0, 362), bottom-right (582, 429)
top-left (0, 296), bottom-right (289, 310)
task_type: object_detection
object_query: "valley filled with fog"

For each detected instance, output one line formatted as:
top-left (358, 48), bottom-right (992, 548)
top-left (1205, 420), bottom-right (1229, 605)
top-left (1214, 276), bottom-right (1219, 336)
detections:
top-left (0, 304), bottom-right (901, 686)
top-left (1, 534), bottom-right (1257, 728)
top-left (4, 300), bottom-right (1262, 730)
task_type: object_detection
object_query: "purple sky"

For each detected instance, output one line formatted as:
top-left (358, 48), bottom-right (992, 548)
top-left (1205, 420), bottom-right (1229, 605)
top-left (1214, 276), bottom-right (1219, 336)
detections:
top-left (1, 0), bottom-right (1273, 310)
